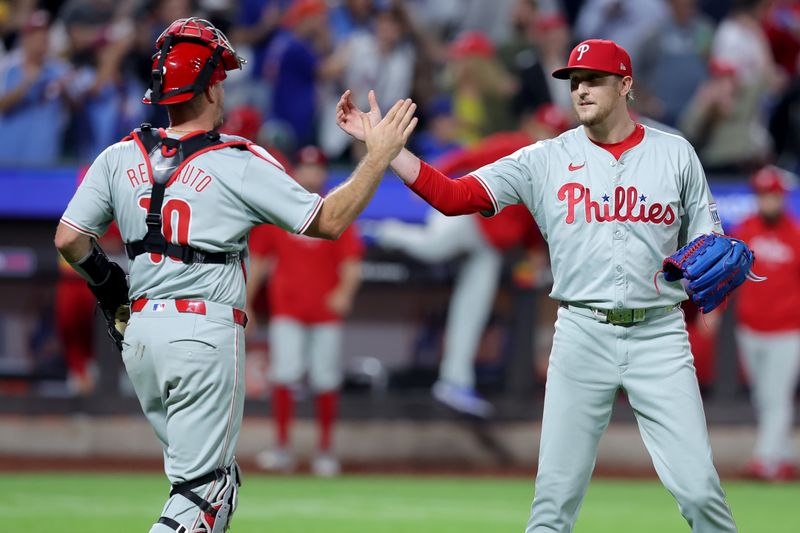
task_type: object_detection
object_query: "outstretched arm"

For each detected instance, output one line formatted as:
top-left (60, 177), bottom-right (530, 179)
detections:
top-left (336, 90), bottom-right (494, 216)
top-left (306, 98), bottom-right (419, 239)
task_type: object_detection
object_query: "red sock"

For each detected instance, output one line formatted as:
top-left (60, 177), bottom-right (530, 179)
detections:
top-left (315, 391), bottom-right (339, 452)
top-left (272, 385), bottom-right (293, 448)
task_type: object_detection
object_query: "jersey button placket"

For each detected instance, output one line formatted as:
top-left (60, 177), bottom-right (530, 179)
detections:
top-left (612, 224), bottom-right (626, 309)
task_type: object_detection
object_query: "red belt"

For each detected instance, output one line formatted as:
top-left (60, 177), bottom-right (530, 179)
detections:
top-left (131, 299), bottom-right (248, 327)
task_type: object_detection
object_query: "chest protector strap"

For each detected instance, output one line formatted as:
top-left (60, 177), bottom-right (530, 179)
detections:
top-left (125, 124), bottom-right (248, 264)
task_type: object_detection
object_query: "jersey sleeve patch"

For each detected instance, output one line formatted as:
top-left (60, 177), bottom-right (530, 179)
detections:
top-left (709, 202), bottom-right (721, 226)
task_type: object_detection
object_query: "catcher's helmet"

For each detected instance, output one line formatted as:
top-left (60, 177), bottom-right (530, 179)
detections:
top-left (143, 17), bottom-right (245, 105)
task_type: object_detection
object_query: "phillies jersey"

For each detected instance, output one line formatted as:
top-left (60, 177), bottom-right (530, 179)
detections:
top-left (250, 224), bottom-right (364, 323)
top-left (61, 131), bottom-right (323, 309)
top-left (733, 214), bottom-right (800, 332)
top-left (470, 124), bottom-right (722, 308)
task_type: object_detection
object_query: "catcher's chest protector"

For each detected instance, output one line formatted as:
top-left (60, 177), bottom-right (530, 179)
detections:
top-left (125, 124), bottom-right (248, 264)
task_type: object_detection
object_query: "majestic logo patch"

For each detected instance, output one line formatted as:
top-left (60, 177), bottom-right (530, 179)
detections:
top-left (568, 162), bottom-right (585, 172)
top-left (557, 182), bottom-right (676, 225)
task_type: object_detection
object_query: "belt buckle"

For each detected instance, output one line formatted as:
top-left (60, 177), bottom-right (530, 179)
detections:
top-left (607, 308), bottom-right (633, 325)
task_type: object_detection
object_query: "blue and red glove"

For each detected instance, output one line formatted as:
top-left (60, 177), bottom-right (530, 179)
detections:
top-left (662, 233), bottom-right (762, 313)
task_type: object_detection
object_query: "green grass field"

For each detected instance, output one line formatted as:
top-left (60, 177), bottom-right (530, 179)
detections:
top-left (2, 473), bottom-right (797, 532)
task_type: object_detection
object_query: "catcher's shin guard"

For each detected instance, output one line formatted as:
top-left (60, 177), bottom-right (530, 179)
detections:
top-left (157, 461), bottom-right (242, 533)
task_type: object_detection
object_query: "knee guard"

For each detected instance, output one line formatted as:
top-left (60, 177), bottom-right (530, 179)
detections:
top-left (158, 461), bottom-right (242, 533)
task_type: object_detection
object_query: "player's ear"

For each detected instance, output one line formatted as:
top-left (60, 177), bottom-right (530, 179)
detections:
top-left (205, 83), bottom-right (220, 104)
top-left (620, 76), bottom-right (633, 99)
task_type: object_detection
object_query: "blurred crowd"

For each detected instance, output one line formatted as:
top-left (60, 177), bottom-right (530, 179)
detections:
top-left (0, 0), bottom-right (799, 175)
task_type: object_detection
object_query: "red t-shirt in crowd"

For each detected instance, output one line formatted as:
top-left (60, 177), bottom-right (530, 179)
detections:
top-left (733, 214), bottom-right (800, 332)
top-left (249, 224), bottom-right (364, 324)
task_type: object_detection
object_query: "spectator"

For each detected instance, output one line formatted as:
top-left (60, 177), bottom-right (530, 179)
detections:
top-left (530, 12), bottom-right (572, 114)
top-left (0, 10), bottom-right (70, 165)
top-left (732, 165), bottom-right (800, 482)
top-left (635, 0), bottom-right (715, 126)
top-left (410, 95), bottom-right (462, 162)
top-left (319, 2), bottom-right (416, 159)
top-left (498, 0), bottom-right (553, 117)
top-left (574, 0), bottom-right (669, 66)
top-left (769, 68), bottom-right (800, 173)
top-left (761, 0), bottom-right (800, 77)
top-left (328, 0), bottom-right (375, 44)
top-left (60, 0), bottom-right (137, 161)
top-left (445, 31), bottom-right (517, 144)
top-left (262, 0), bottom-right (331, 150)
top-left (680, 0), bottom-right (777, 173)
top-left (248, 146), bottom-right (364, 476)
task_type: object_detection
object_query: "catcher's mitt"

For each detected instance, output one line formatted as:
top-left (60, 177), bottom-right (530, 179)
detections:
top-left (661, 233), bottom-right (764, 313)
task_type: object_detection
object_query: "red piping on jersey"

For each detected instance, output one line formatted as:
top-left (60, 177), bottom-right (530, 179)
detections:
top-left (131, 132), bottom-right (154, 186)
top-left (299, 196), bottom-right (324, 235)
top-left (408, 161), bottom-right (494, 216)
top-left (60, 217), bottom-right (100, 240)
top-left (246, 142), bottom-right (285, 172)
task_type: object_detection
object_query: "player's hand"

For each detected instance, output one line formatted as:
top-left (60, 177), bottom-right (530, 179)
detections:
top-left (362, 98), bottom-right (418, 165)
top-left (336, 89), bottom-right (382, 142)
top-left (244, 306), bottom-right (258, 336)
top-left (326, 289), bottom-right (353, 316)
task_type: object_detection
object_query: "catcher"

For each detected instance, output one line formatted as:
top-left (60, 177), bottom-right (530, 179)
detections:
top-left (54, 17), bottom-right (417, 533)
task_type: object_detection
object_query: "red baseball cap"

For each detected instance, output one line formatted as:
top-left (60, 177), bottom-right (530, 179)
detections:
top-left (552, 39), bottom-right (632, 80)
top-left (449, 31), bottom-right (495, 59)
top-left (296, 145), bottom-right (327, 167)
top-left (751, 166), bottom-right (791, 194)
top-left (281, 0), bottom-right (327, 29)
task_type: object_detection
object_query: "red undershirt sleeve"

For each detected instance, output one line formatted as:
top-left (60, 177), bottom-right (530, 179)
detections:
top-left (407, 161), bottom-right (495, 216)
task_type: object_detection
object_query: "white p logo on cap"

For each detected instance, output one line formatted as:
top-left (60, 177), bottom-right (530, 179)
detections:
top-left (576, 44), bottom-right (590, 61)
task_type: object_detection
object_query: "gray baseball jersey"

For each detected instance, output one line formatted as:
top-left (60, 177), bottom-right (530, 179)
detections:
top-left (470, 124), bottom-right (722, 308)
top-left (61, 133), bottom-right (323, 309)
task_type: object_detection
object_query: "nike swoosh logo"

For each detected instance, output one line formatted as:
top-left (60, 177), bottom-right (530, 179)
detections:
top-left (568, 162), bottom-right (585, 171)
top-left (154, 166), bottom-right (174, 172)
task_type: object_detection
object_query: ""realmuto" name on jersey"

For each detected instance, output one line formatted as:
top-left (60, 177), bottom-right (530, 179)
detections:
top-left (557, 182), bottom-right (676, 224)
top-left (126, 163), bottom-right (214, 193)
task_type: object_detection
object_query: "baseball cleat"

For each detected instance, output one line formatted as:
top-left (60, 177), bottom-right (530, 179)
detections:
top-left (432, 381), bottom-right (494, 418)
top-left (255, 448), bottom-right (296, 473)
top-left (311, 453), bottom-right (341, 477)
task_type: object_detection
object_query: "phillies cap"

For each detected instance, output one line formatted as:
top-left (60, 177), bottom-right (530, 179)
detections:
top-left (750, 165), bottom-right (793, 194)
top-left (552, 39), bottom-right (632, 79)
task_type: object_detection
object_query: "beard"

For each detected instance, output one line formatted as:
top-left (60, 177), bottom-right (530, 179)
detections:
top-left (575, 101), bottom-right (614, 127)
top-left (213, 105), bottom-right (224, 130)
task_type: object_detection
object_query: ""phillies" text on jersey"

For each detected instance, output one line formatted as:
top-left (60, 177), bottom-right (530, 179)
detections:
top-left (557, 182), bottom-right (676, 225)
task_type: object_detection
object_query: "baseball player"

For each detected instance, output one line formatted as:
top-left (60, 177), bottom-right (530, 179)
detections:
top-left (247, 146), bottom-right (364, 477)
top-left (374, 105), bottom-right (566, 417)
top-left (53, 18), bottom-right (417, 533)
top-left (337, 40), bottom-right (740, 532)
top-left (732, 165), bottom-right (800, 482)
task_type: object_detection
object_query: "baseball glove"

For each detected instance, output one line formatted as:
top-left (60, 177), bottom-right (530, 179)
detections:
top-left (661, 233), bottom-right (763, 313)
